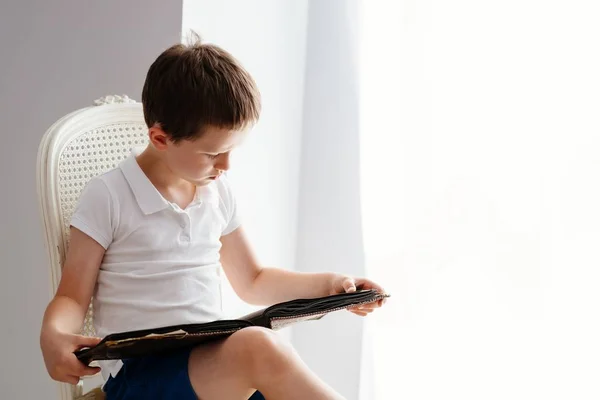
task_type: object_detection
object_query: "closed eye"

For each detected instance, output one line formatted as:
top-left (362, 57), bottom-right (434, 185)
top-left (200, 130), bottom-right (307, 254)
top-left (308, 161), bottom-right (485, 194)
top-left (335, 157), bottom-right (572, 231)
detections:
top-left (206, 154), bottom-right (219, 160)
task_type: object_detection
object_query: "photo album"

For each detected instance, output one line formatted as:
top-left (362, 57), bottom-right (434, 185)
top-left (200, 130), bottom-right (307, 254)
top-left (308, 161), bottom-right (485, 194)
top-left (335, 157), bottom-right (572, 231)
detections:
top-left (76, 289), bottom-right (389, 364)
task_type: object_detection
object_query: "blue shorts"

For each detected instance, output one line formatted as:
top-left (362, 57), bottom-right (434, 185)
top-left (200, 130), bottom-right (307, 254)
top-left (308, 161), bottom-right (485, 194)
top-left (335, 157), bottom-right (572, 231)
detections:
top-left (103, 346), bottom-right (265, 400)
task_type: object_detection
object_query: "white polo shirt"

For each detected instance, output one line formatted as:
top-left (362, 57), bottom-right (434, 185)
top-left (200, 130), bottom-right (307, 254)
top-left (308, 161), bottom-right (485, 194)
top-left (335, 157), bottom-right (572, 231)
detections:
top-left (70, 149), bottom-right (241, 381)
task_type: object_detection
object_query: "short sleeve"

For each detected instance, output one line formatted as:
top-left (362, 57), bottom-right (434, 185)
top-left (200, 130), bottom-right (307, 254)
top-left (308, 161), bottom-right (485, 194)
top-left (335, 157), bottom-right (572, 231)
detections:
top-left (219, 175), bottom-right (241, 236)
top-left (70, 177), bottom-right (115, 249)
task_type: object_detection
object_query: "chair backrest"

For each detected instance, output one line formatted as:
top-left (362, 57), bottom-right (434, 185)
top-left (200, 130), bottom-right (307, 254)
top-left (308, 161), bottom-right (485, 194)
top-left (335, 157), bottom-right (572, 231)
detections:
top-left (36, 95), bottom-right (148, 400)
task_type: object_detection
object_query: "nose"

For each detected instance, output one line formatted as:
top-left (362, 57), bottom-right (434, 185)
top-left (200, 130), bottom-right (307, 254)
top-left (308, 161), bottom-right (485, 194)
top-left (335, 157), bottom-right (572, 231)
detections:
top-left (215, 152), bottom-right (230, 172)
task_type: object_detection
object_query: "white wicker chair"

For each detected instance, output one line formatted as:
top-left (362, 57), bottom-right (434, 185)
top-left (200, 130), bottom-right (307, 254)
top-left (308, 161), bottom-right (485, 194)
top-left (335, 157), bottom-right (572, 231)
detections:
top-left (36, 95), bottom-right (149, 400)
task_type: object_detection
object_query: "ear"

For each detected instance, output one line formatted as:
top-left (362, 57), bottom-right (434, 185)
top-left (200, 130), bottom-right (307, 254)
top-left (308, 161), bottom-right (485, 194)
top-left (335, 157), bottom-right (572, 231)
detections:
top-left (148, 124), bottom-right (171, 151)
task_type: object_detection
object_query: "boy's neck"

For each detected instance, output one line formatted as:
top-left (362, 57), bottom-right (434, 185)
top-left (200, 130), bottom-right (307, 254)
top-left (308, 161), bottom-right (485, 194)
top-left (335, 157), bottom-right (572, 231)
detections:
top-left (135, 146), bottom-right (196, 207)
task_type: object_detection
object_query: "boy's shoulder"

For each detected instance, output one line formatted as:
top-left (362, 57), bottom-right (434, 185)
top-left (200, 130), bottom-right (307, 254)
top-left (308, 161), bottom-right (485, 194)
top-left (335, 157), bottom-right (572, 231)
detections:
top-left (75, 160), bottom-right (135, 219)
top-left (84, 164), bottom-right (129, 199)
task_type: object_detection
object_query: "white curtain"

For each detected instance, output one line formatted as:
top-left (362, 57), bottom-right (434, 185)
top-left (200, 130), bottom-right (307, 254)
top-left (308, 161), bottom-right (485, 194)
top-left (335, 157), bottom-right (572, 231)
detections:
top-left (358, 1), bottom-right (600, 399)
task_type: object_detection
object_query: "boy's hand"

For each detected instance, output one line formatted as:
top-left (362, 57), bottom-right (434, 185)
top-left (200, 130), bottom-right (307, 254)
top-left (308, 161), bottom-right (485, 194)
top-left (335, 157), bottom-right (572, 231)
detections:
top-left (40, 327), bottom-right (102, 385)
top-left (330, 275), bottom-right (387, 316)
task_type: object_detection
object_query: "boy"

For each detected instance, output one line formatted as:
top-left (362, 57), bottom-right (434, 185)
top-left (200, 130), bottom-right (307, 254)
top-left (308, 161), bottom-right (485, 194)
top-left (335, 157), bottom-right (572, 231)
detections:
top-left (40, 37), bottom-right (385, 400)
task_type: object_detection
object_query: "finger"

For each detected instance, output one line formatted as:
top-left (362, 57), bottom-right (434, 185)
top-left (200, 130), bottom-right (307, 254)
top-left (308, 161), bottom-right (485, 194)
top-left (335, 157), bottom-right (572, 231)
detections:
top-left (360, 302), bottom-right (379, 308)
top-left (77, 365), bottom-right (102, 376)
top-left (355, 279), bottom-right (385, 293)
top-left (74, 335), bottom-right (102, 348)
top-left (348, 304), bottom-right (376, 312)
top-left (357, 306), bottom-right (377, 313)
top-left (355, 303), bottom-right (378, 310)
top-left (342, 278), bottom-right (357, 293)
top-left (347, 307), bottom-right (369, 314)
top-left (351, 310), bottom-right (369, 317)
top-left (65, 355), bottom-right (93, 376)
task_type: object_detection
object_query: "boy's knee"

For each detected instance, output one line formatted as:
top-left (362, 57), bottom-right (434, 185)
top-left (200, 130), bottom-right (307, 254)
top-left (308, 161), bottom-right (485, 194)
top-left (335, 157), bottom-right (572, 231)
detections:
top-left (234, 327), bottom-right (288, 357)
top-left (233, 327), bottom-right (294, 379)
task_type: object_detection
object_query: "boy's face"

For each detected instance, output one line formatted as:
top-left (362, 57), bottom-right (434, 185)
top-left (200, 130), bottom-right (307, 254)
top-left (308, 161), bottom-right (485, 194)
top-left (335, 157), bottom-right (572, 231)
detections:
top-left (150, 125), bottom-right (247, 186)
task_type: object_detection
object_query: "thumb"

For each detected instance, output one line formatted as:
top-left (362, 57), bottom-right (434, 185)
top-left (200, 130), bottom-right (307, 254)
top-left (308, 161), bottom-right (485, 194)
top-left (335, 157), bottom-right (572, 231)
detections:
top-left (342, 277), bottom-right (357, 293)
top-left (75, 335), bottom-right (102, 349)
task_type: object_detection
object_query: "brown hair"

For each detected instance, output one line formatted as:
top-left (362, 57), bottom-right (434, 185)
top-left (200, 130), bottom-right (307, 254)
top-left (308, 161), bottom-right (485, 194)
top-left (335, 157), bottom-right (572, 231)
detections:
top-left (142, 34), bottom-right (261, 142)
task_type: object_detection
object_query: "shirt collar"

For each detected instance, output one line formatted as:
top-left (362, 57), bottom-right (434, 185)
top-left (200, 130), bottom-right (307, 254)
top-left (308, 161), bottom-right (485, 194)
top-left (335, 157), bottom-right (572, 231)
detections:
top-left (120, 152), bottom-right (170, 215)
top-left (196, 180), bottom-right (220, 206)
top-left (120, 148), bottom-right (220, 214)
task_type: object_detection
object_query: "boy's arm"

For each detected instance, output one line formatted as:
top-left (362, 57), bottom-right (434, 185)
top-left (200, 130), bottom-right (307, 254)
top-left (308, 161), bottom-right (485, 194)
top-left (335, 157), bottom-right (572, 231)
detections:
top-left (40, 227), bottom-right (104, 384)
top-left (220, 227), bottom-right (385, 310)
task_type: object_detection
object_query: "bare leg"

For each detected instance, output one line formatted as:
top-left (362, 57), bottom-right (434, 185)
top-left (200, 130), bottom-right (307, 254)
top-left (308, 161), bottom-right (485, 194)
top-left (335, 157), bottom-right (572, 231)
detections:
top-left (188, 327), bottom-right (345, 400)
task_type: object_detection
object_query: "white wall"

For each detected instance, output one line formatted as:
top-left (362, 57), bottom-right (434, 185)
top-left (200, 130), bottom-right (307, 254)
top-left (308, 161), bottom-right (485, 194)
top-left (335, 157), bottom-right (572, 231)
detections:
top-left (182, 0), bottom-right (309, 322)
top-left (293, 1), bottom-right (366, 399)
top-left (0, 1), bottom-right (182, 398)
top-left (359, 1), bottom-right (600, 399)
